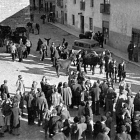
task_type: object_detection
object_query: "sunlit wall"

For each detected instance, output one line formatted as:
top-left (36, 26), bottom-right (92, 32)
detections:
top-left (0, 0), bottom-right (30, 22)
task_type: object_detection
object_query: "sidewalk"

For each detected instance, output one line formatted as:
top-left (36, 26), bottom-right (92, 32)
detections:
top-left (49, 21), bottom-right (140, 68)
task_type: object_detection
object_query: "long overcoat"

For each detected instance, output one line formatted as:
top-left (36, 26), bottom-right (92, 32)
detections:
top-left (61, 87), bottom-right (72, 106)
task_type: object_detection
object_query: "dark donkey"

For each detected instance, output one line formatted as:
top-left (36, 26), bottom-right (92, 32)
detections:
top-left (55, 54), bottom-right (76, 77)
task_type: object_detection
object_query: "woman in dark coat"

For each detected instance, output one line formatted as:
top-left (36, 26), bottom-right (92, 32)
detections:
top-left (61, 82), bottom-right (72, 107)
top-left (11, 102), bottom-right (21, 135)
top-left (57, 82), bottom-right (63, 95)
top-left (36, 38), bottom-right (43, 51)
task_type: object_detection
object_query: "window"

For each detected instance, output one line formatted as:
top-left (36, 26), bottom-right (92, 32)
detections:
top-left (89, 18), bottom-right (93, 30)
top-left (72, 15), bottom-right (75, 25)
top-left (79, 43), bottom-right (84, 47)
top-left (102, 21), bottom-right (109, 38)
top-left (65, 13), bottom-right (67, 22)
top-left (74, 42), bottom-right (79, 46)
top-left (104, 0), bottom-right (110, 4)
top-left (90, 0), bottom-right (94, 7)
top-left (73, 0), bottom-right (76, 4)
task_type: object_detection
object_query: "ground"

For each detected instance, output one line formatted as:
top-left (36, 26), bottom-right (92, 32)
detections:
top-left (0, 9), bottom-right (140, 140)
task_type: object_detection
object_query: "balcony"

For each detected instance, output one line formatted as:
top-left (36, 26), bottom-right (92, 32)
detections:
top-left (80, 1), bottom-right (85, 11)
top-left (100, 4), bottom-right (110, 14)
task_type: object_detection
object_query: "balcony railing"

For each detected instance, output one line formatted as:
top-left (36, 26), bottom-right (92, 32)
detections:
top-left (80, 1), bottom-right (85, 11)
top-left (100, 4), bottom-right (110, 14)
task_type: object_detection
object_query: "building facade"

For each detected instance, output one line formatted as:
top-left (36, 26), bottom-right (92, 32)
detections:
top-left (30, 0), bottom-right (55, 12)
top-left (55, 0), bottom-right (68, 24)
top-left (57, 0), bottom-right (140, 52)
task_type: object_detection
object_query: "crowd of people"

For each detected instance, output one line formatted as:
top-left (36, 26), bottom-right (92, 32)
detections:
top-left (0, 70), bottom-right (140, 140)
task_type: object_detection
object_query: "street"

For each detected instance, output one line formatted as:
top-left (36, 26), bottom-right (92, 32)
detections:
top-left (0, 10), bottom-right (140, 140)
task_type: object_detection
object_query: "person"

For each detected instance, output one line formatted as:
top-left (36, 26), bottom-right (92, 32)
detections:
top-left (0, 98), bottom-right (5, 137)
top-left (118, 60), bottom-right (126, 82)
top-left (75, 115), bottom-right (87, 140)
top-left (53, 46), bottom-right (59, 67)
top-left (0, 80), bottom-right (9, 100)
top-left (57, 82), bottom-right (63, 95)
top-left (78, 101), bottom-right (85, 117)
top-left (44, 38), bottom-right (51, 46)
top-left (25, 88), bottom-right (35, 125)
top-left (40, 41), bottom-right (47, 61)
top-left (61, 105), bottom-right (71, 120)
top-left (17, 43), bottom-right (23, 62)
top-left (133, 44), bottom-right (139, 62)
top-left (11, 102), bottom-right (21, 136)
top-left (36, 92), bottom-right (48, 126)
top-left (105, 112), bottom-right (112, 137)
top-left (41, 14), bottom-right (46, 24)
top-left (36, 38), bottom-right (43, 51)
top-left (52, 127), bottom-right (67, 140)
top-left (61, 82), bottom-right (72, 107)
top-left (36, 23), bottom-right (40, 34)
top-left (2, 98), bottom-right (12, 133)
top-left (48, 109), bottom-right (60, 137)
top-left (71, 79), bottom-right (82, 108)
top-left (25, 39), bottom-right (32, 55)
top-left (105, 84), bottom-right (117, 116)
top-left (84, 100), bottom-right (93, 120)
top-left (127, 41), bottom-right (134, 61)
top-left (16, 75), bottom-right (25, 116)
top-left (50, 42), bottom-right (55, 62)
top-left (133, 91), bottom-right (140, 112)
top-left (90, 82), bottom-right (101, 115)
top-left (51, 87), bottom-right (63, 107)
top-left (95, 127), bottom-right (110, 140)
top-left (114, 125), bottom-right (131, 140)
top-left (10, 42), bottom-right (17, 61)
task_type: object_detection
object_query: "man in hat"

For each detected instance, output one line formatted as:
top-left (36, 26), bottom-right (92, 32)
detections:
top-left (127, 41), bottom-right (134, 61)
top-left (49, 109), bottom-right (60, 137)
top-left (118, 60), bottom-right (126, 82)
top-left (0, 80), bottom-right (9, 100)
top-left (96, 127), bottom-right (110, 140)
top-left (52, 127), bottom-right (67, 140)
top-left (114, 125), bottom-right (131, 140)
top-left (105, 84), bottom-right (117, 116)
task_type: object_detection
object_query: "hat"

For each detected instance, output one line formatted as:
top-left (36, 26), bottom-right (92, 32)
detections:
top-left (101, 116), bottom-right (107, 121)
top-left (102, 127), bottom-right (110, 133)
top-left (4, 80), bottom-right (7, 83)
top-left (52, 109), bottom-right (57, 114)
top-left (37, 88), bottom-right (41, 92)
top-left (121, 125), bottom-right (126, 132)
top-left (60, 114), bottom-right (66, 120)
top-left (18, 75), bottom-right (22, 79)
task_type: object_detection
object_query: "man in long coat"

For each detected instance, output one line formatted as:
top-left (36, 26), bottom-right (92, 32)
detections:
top-left (127, 41), bottom-right (134, 61)
top-left (61, 82), bottom-right (72, 107)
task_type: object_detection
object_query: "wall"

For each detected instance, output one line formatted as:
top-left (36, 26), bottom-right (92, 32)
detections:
top-left (67, 0), bottom-right (94, 33)
top-left (94, 0), bottom-right (140, 52)
top-left (0, 0), bottom-right (30, 23)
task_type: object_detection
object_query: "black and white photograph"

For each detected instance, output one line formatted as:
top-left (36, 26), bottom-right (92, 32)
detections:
top-left (0, 0), bottom-right (140, 140)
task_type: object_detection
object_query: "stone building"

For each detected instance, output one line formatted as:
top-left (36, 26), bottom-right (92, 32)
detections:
top-left (55, 0), bottom-right (68, 24)
top-left (56, 0), bottom-right (140, 52)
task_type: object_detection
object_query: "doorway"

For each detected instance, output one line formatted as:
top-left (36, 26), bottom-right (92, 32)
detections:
top-left (80, 16), bottom-right (84, 33)
top-left (50, 2), bottom-right (52, 12)
top-left (61, 11), bottom-right (64, 24)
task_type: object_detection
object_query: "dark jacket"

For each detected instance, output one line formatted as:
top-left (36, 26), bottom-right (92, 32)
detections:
top-left (52, 132), bottom-right (67, 140)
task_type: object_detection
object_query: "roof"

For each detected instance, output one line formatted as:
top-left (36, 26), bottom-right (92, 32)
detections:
top-left (74, 39), bottom-right (98, 45)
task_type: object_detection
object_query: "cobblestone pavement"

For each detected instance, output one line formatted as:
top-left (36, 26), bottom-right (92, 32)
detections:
top-left (0, 9), bottom-right (140, 140)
